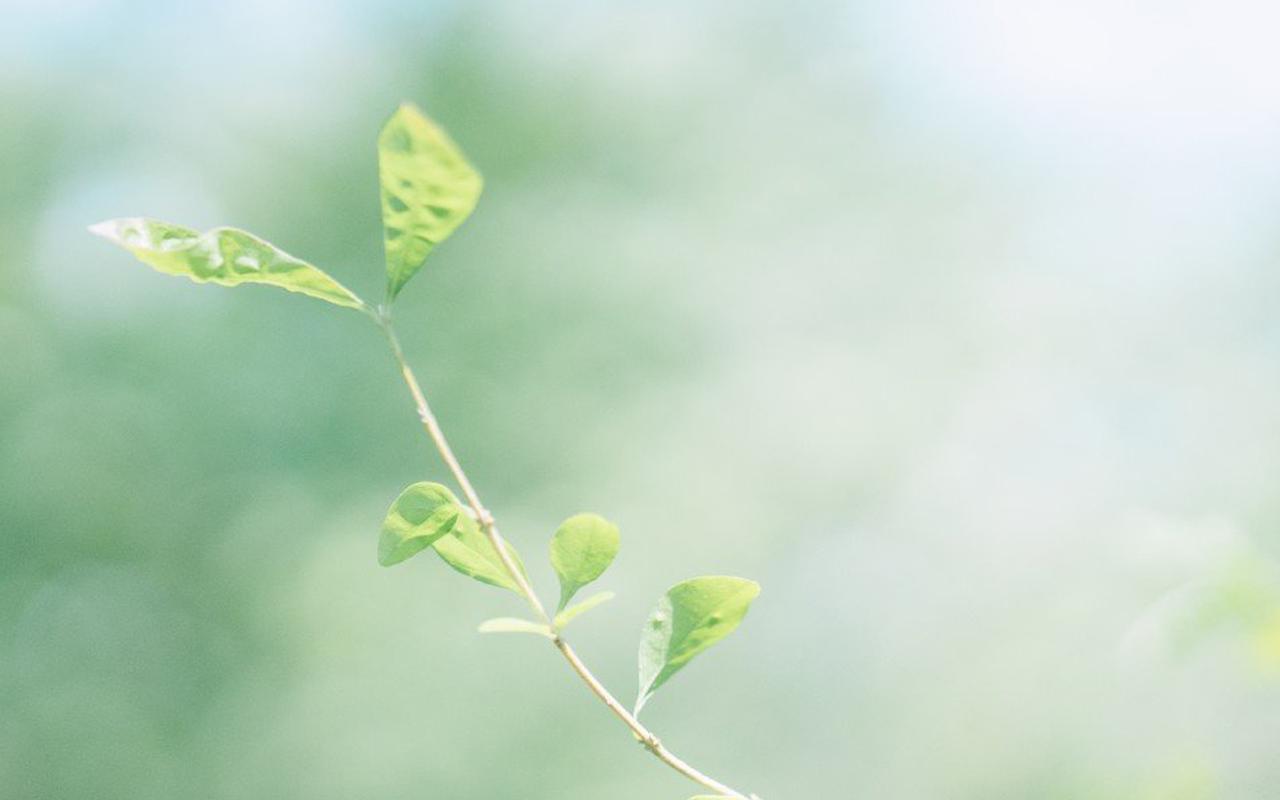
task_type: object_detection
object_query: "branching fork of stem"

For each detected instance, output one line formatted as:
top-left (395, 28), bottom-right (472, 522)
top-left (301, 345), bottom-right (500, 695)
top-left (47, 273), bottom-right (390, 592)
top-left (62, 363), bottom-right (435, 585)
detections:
top-left (373, 308), bottom-right (754, 800)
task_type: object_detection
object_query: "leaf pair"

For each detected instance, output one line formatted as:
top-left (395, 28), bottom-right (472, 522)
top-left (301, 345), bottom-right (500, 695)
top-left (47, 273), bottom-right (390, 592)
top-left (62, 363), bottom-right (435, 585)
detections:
top-left (379, 481), bottom-right (527, 593)
top-left (385, 493), bottom-right (623, 629)
top-left (381, 486), bottom-right (760, 714)
top-left (91, 104), bottom-right (480, 311)
top-left (472, 513), bottom-right (621, 637)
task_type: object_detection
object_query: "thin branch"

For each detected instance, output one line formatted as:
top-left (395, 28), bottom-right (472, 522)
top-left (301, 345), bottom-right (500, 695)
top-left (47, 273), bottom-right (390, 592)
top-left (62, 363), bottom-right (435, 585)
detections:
top-left (378, 314), bottom-right (753, 800)
top-left (553, 637), bottom-right (748, 798)
top-left (378, 316), bottom-right (548, 622)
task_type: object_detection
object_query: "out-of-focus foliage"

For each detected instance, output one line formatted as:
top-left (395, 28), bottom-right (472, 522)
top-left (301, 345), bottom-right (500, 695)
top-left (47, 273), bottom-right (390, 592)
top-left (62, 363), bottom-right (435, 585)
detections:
top-left (1157, 549), bottom-right (1280, 675)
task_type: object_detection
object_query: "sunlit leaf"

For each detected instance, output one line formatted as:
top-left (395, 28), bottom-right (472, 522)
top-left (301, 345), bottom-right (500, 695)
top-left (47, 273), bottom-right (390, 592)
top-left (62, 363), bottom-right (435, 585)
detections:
top-left (549, 512), bottom-right (620, 610)
top-left (635, 576), bottom-right (760, 715)
top-left (378, 103), bottom-right (483, 301)
top-left (477, 617), bottom-right (553, 638)
top-left (553, 590), bottom-right (615, 630)
top-left (378, 482), bottom-right (463, 566)
top-left (432, 513), bottom-right (528, 594)
top-left (89, 218), bottom-right (365, 310)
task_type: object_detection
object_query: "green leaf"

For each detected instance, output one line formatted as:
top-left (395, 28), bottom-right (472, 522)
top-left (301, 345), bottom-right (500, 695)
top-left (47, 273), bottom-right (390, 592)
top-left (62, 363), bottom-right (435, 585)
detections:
top-left (432, 513), bottom-right (528, 594)
top-left (553, 591), bottom-right (615, 630)
top-left (688, 796), bottom-right (736, 799)
top-left (477, 618), bottom-right (553, 638)
top-left (378, 482), bottom-right (463, 567)
top-left (89, 218), bottom-right (364, 310)
top-left (549, 513), bottom-right (620, 610)
top-left (378, 103), bottom-right (483, 301)
top-left (635, 576), bottom-right (761, 715)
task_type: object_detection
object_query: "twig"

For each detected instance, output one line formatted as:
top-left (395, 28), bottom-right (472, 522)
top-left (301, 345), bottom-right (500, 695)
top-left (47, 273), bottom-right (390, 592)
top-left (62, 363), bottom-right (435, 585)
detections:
top-left (376, 312), bottom-right (753, 800)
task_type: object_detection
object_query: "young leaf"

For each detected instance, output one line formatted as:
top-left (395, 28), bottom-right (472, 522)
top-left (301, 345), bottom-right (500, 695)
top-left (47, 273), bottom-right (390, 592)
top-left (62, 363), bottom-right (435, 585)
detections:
top-left (89, 218), bottom-right (365, 310)
top-left (635, 576), bottom-right (761, 715)
top-left (432, 513), bottom-right (528, 594)
top-left (553, 590), bottom-right (616, 630)
top-left (378, 103), bottom-right (483, 301)
top-left (477, 618), bottom-right (553, 638)
top-left (378, 482), bottom-right (463, 567)
top-left (549, 513), bottom-right (620, 610)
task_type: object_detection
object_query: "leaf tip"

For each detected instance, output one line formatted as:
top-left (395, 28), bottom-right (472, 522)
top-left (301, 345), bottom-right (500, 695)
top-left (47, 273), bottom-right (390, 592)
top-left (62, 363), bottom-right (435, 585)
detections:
top-left (375, 543), bottom-right (403, 568)
top-left (87, 219), bottom-right (117, 239)
top-left (396, 100), bottom-right (425, 117)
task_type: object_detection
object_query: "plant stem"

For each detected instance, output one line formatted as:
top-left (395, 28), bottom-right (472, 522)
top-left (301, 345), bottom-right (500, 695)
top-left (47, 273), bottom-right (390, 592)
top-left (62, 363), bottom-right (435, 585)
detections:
top-left (376, 314), bottom-right (754, 800)
top-left (377, 314), bottom-right (546, 622)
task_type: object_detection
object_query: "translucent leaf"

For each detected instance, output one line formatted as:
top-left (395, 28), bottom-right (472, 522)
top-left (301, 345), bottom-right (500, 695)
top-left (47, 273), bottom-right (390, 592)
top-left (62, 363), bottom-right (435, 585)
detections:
top-left (89, 218), bottom-right (364, 310)
top-left (477, 618), bottom-right (553, 638)
top-left (378, 103), bottom-right (483, 301)
top-left (549, 513), bottom-right (620, 610)
top-left (432, 512), bottom-right (528, 594)
top-left (635, 576), bottom-right (760, 715)
top-left (378, 482), bottom-right (463, 567)
top-left (553, 591), bottom-right (615, 630)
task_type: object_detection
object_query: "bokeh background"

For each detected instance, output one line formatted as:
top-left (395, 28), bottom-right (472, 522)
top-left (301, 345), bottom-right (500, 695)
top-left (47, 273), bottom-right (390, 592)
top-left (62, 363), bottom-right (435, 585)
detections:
top-left (4, 1), bottom-right (1280, 798)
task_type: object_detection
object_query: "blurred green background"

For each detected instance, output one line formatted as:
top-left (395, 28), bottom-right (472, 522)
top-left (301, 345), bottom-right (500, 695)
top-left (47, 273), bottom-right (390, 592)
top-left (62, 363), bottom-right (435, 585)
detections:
top-left (4, 2), bottom-right (1280, 798)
